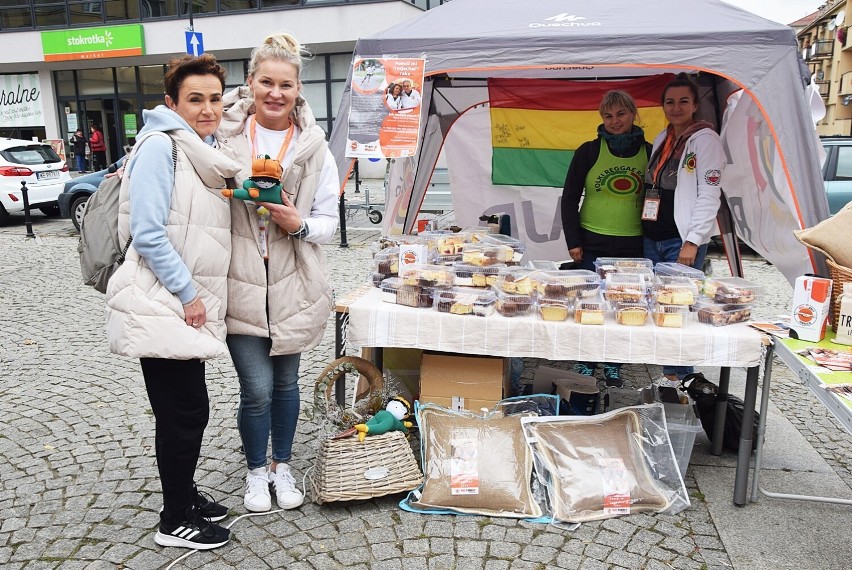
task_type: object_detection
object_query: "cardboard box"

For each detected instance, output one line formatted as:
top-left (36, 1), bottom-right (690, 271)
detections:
top-left (790, 275), bottom-right (832, 342)
top-left (419, 352), bottom-right (510, 412)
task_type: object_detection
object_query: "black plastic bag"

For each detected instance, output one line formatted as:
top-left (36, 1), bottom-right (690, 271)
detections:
top-left (681, 373), bottom-right (759, 452)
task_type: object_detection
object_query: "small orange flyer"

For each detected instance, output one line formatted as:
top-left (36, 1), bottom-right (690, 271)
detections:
top-left (346, 57), bottom-right (425, 159)
top-left (449, 439), bottom-right (479, 496)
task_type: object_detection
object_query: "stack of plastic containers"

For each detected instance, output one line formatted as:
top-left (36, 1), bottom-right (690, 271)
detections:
top-left (694, 276), bottom-right (764, 326)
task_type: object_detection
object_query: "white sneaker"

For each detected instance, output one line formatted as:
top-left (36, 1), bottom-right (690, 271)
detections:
top-left (270, 463), bottom-right (304, 510)
top-left (244, 467), bottom-right (272, 512)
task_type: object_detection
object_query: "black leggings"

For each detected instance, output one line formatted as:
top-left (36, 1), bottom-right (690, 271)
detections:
top-left (140, 358), bottom-right (208, 525)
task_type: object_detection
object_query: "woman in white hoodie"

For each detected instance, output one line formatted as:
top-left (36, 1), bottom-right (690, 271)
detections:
top-left (643, 72), bottom-right (725, 380)
top-left (106, 54), bottom-right (241, 551)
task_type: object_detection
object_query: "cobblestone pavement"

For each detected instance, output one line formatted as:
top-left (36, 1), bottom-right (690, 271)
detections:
top-left (0, 209), bottom-right (850, 569)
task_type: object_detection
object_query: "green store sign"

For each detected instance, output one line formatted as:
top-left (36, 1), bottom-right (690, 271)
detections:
top-left (42, 24), bottom-right (145, 62)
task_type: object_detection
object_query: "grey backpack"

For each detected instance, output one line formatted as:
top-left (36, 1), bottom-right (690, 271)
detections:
top-left (77, 133), bottom-right (176, 293)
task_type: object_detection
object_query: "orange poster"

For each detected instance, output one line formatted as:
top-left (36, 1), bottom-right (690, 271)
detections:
top-left (346, 57), bottom-right (425, 159)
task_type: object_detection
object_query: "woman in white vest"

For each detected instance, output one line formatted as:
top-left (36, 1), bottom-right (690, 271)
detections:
top-left (216, 33), bottom-right (340, 513)
top-left (105, 55), bottom-right (242, 550)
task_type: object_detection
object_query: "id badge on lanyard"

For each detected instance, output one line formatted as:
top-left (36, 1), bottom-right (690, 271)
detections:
top-left (642, 186), bottom-right (661, 221)
top-left (257, 207), bottom-right (270, 260)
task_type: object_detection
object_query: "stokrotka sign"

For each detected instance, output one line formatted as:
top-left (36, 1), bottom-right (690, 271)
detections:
top-left (0, 74), bottom-right (43, 128)
top-left (41, 24), bottom-right (145, 62)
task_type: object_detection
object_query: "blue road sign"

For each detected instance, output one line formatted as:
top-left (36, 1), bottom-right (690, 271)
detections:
top-left (185, 31), bottom-right (204, 56)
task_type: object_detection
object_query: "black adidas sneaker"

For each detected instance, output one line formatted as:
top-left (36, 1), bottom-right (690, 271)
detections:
top-left (154, 506), bottom-right (230, 550)
top-left (194, 486), bottom-right (229, 522)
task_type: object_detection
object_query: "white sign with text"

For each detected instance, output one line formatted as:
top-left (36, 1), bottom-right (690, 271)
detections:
top-left (0, 74), bottom-right (43, 128)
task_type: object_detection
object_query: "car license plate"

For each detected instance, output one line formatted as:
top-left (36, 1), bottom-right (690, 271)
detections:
top-left (37, 170), bottom-right (60, 181)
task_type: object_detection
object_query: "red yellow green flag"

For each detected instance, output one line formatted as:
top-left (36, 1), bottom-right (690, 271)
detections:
top-left (489, 74), bottom-right (674, 187)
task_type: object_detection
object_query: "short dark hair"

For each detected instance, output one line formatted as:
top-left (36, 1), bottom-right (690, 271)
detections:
top-left (661, 72), bottom-right (700, 105)
top-left (163, 53), bottom-right (226, 103)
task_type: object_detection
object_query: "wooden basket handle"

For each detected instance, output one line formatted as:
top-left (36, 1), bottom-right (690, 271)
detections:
top-left (314, 356), bottom-right (384, 405)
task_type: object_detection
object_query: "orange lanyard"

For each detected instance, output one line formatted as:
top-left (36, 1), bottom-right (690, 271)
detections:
top-left (249, 115), bottom-right (294, 163)
top-left (651, 131), bottom-right (677, 186)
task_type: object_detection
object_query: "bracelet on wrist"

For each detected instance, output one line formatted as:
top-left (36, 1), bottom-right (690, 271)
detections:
top-left (288, 219), bottom-right (309, 239)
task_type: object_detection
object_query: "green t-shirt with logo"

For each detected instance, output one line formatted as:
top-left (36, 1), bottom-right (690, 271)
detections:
top-left (580, 142), bottom-right (647, 237)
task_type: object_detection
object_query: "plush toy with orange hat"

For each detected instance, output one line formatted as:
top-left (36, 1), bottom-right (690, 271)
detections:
top-left (222, 154), bottom-right (284, 204)
top-left (333, 396), bottom-right (414, 442)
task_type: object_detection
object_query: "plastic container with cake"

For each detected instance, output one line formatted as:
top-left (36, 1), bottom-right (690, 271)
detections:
top-left (613, 301), bottom-right (650, 326)
top-left (477, 233), bottom-right (526, 264)
top-left (652, 276), bottom-right (699, 306)
top-left (434, 252), bottom-right (463, 266)
top-left (494, 289), bottom-right (535, 317)
top-left (573, 296), bottom-right (608, 325)
top-left (531, 269), bottom-right (600, 300)
top-left (492, 267), bottom-right (536, 295)
top-left (702, 277), bottom-right (764, 305)
top-left (417, 229), bottom-right (454, 249)
top-left (379, 277), bottom-right (402, 304)
top-left (593, 257), bottom-right (654, 278)
top-left (693, 299), bottom-right (752, 326)
top-left (537, 296), bottom-right (572, 321)
top-left (433, 287), bottom-right (497, 317)
top-left (399, 263), bottom-right (455, 289)
top-left (651, 303), bottom-right (692, 328)
top-left (452, 263), bottom-right (505, 288)
top-left (433, 231), bottom-right (471, 257)
top-left (461, 243), bottom-right (515, 266)
top-left (460, 226), bottom-right (494, 243)
top-left (654, 262), bottom-right (705, 290)
top-left (603, 272), bottom-right (651, 304)
top-left (373, 247), bottom-right (400, 279)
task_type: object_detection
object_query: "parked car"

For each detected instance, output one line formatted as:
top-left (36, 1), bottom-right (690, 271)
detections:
top-left (58, 158), bottom-right (123, 231)
top-left (820, 136), bottom-right (852, 214)
top-left (0, 137), bottom-right (71, 225)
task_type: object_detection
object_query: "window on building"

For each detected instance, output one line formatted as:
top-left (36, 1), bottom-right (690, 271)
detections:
top-left (69, 2), bottom-right (104, 25)
top-left (220, 60), bottom-right (246, 88)
top-left (104, 0), bottom-right (140, 21)
top-left (140, 0), bottom-right (177, 18)
top-left (260, 0), bottom-right (299, 7)
top-left (179, 0), bottom-right (216, 17)
top-left (0, 3), bottom-right (34, 31)
top-left (34, 1), bottom-right (68, 28)
top-left (220, 0), bottom-right (258, 12)
top-left (139, 65), bottom-right (166, 95)
top-left (116, 67), bottom-right (137, 94)
top-left (78, 68), bottom-right (116, 97)
top-left (55, 70), bottom-right (76, 97)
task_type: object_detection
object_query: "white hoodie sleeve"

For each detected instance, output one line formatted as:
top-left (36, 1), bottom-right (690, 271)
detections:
top-left (683, 130), bottom-right (725, 246)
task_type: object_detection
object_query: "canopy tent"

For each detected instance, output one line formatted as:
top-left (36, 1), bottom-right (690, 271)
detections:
top-left (329, 0), bottom-right (829, 284)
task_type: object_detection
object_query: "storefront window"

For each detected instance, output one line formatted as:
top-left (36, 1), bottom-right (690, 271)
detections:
top-left (139, 65), bottom-right (166, 95)
top-left (220, 60), bottom-right (246, 88)
top-left (54, 70), bottom-right (76, 97)
top-left (77, 68), bottom-right (115, 97)
top-left (116, 67), bottom-right (137, 94)
top-left (69, 1), bottom-right (104, 25)
top-left (104, 0), bottom-right (140, 21)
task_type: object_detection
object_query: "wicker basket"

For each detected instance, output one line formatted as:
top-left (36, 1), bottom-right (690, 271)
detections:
top-left (309, 356), bottom-right (423, 504)
top-left (827, 258), bottom-right (852, 327)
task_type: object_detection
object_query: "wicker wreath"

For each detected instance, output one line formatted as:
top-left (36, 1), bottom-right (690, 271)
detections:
top-left (309, 356), bottom-right (385, 427)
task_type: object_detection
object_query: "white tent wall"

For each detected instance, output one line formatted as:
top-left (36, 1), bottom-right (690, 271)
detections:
top-left (329, 0), bottom-right (830, 285)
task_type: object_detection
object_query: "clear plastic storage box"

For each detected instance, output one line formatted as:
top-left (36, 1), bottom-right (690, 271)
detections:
top-left (694, 299), bottom-right (752, 326)
top-left (492, 267), bottom-right (535, 294)
top-left (613, 302), bottom-right (650, 326)
top-left (573, 296), bottom-right (608, 325)
top-left (594, 257), bottom-right (654, 278)
top-left (452, 263), bottom-right (505, 288)
top-left (651, 303), bottom-right (692, 328)
top-left (702, 277), bottom-right (764, 305)
top-left (399, 264), bottom-right (455, 288)
top-left (537, 297), bottom-right (572, 321)
top-left (494, 289), bottom-right (535, 317)
top-left (434, 287), bottom-right (497, 316)
top-left (603, 272), bottom-right (650, 303)
top-left (652, 276), bottom-right (699, 306)
top-left (531, 269), bottom-right (600, 300)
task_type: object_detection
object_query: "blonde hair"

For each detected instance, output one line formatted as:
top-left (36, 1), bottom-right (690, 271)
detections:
top-left (248, 32), bottom-right (311, 79)
top-left (599, 89), bottom-right (640, 122)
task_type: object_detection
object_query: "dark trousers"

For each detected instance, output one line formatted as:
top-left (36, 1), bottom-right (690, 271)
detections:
top-left (140, 357), bottom-right (208, 525)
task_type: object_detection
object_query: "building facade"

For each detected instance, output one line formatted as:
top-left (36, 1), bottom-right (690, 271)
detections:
top-left (796, 0), bottom-right (852, 135)
top-left (0, 1), bottom-right (444, 165)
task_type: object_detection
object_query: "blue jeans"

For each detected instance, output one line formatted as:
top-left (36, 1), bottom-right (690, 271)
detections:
top-left (644, 236), bottom-right (708, 379)
top-left (75, 154), bottom-right (86, 173)
top-left (227, 334), bottom-right (301, 470)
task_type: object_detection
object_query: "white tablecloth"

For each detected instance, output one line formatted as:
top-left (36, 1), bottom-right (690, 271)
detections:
top-left (345, 288), bottom-right (766, 367)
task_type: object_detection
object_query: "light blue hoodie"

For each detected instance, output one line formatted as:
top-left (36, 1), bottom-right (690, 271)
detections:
top-left (126, 105), bottom-right (216, 304)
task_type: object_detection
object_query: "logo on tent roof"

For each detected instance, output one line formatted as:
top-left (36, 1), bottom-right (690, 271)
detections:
top-left (532, 13), bottom-right (601, 28)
